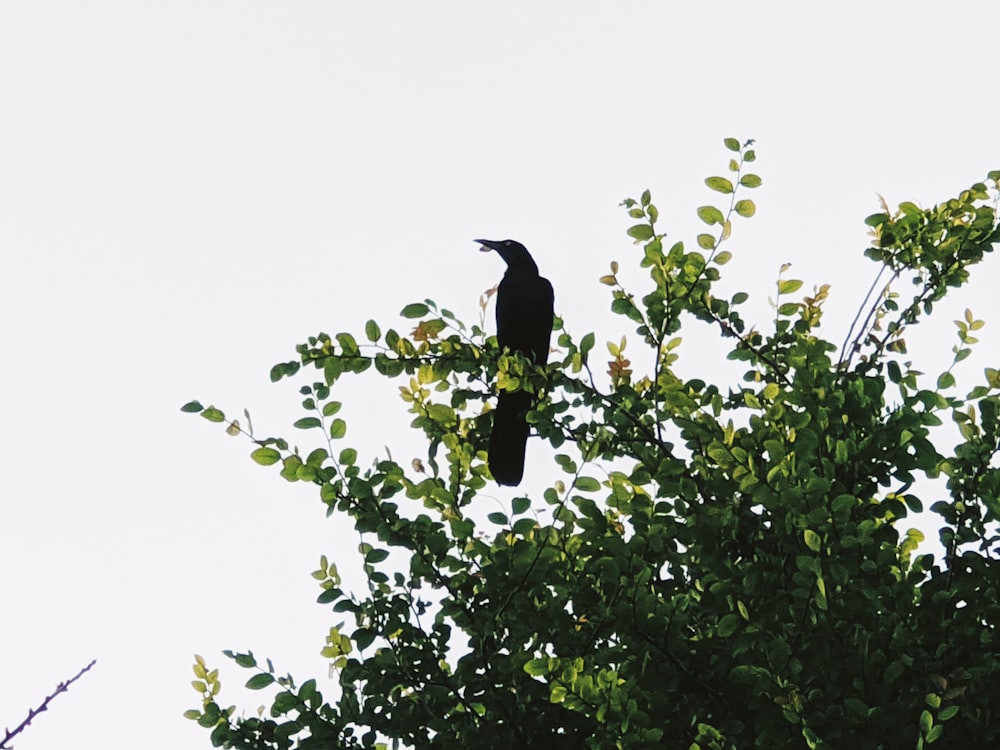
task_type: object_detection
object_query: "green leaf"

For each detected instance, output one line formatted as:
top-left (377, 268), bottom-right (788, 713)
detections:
top-left (428, 404), bottom-right (455, 424)
top-left (322, 401), bottom-right (342, 417)
top-left (714, 251), bottom-right (733, 265)
top-left (938, 706), bottom-right (960, 721)
top-left (740, 173), bottom-right (762, 187)
top-left (251, 447), bottom-right (281, 466)
top-left (293, 417), bottom-right (322, 430)
top-left (181, 400), bottom-right (204, 413)
top-left (640, 189), bottom-right (651, 207)
top-left (354, 628), bottom-right (376, 650)
top-left (524, 658), bottom-right (549, 676)
top-left (705, 176), bottom-right (734, 194)
top-left (627, 224), bottom-right (654, 241)
top-left (400, 303), bottom-right (429, 318)
top-left (324, 357), bottom-right (343, 385)
top-left (329, 419), bottom-right (347, 439)
top-left (201, 407), bottom-right (226, 423)
top-left (717, 614), bottom-right (740, 637)
top-left (697, 234), bottom-right (716, 250)
top-left (919, 710), bottom-right (933, 732)
top-left (336, 332), bottom-right (358, 353)
top-left (778, 302), bottom-right (799, 316)
top-left (734, 199), bottom-right (756, 217)
top-left (246, 673), bottom-right (275, 690)
top-left (487, 512), bottom-right (509, 525)
top-left (299, 679), bottom-right (317, 701)
top-left (512, 496), bottom-right (531, 515)
top-left (316, 589), bottom-right (339, 605)
top-left (339, 448), bottom-right (357, 465)
top-left (269, 361), bottom-right (300, 382)
top-left (209, 725), bottom-right (228, 744)
top-left (365, 548), bottom-right (389, 564)
top-left (575, 477), bottom-right (601, 492)
top-left (697, 205), bottom-right (725, 225)
top-left (832, 494), bottom-right (857, 515)
top-left (228, 651), bottom-right (257, 668)
top-left (937, 372), bottom-right (955, 389)
top-left (580, 332), bottom-right (595, 355)
top-left (512, 518), bottom-right (536, 536)
top-left (723, 137), bottom-right (740, 152)
top-left (364, 319), bottom-right (381, 342)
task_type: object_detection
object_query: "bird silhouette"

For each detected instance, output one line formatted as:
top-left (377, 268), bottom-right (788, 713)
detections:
top-left (477, 239), bottom-right (554, 486)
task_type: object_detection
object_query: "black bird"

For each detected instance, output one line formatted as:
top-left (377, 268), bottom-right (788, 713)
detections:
top-left (477, 239), bottom-right (554, 486)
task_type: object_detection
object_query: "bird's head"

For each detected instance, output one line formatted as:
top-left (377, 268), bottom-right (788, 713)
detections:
top-left (475, 239), bottom-right (538, 273)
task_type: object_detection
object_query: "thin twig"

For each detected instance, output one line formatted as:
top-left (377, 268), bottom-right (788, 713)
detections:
top-left (1, 660), bottom-right (97, 749)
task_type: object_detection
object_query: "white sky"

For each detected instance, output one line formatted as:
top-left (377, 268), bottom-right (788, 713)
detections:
top-left (2, 3), bottom-right (998, 748)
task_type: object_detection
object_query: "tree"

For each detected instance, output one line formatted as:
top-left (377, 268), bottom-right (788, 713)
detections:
top-left (183, 140), bottom-right (1000, 749)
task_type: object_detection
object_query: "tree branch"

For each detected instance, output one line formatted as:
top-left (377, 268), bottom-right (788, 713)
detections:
top-left (1, 660), bottom-right (97, 750)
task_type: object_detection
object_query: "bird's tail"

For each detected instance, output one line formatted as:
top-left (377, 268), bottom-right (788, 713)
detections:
top-left (488, 390), bottom-right (532, 486)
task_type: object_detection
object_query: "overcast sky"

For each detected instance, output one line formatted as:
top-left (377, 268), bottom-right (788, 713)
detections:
top-left (2, 3), bottom-right (998, 748)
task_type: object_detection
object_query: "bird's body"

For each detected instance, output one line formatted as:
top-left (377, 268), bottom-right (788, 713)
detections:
top-left (477, 239), bottom-right (554, 486)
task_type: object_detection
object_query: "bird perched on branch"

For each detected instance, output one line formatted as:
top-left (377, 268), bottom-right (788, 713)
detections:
top-left (477, 239), bottom-right (554, 486)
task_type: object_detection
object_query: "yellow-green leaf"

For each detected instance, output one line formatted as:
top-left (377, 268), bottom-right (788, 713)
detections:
top-left (705, 176), bottom-right (734, 194)
top-left (201, 407), bottom-right (226, 423)
top-left (697, 205), bottom-right (725, 225)
top-left (804, 529), bottom-right (822, 552)
top-left (778, 279), bottom-right (803, 295)
top-left (329, 418), bottom-right (347, 439)
top-left (815, 575), bottom-right (828, 610)
top-left (251, 447), bottom-right (281, 466)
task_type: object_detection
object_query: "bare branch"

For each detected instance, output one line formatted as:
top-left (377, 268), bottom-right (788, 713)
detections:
top-left (1, 660), bottom-right (97, 749)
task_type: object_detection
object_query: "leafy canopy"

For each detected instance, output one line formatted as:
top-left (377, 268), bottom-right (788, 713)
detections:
top-left (184, 140), bottom-right (1000, 749)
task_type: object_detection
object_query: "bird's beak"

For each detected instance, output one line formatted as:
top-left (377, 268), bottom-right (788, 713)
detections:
top-left (475, 239), bottom-right (500, 252)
